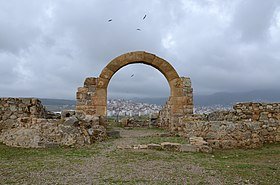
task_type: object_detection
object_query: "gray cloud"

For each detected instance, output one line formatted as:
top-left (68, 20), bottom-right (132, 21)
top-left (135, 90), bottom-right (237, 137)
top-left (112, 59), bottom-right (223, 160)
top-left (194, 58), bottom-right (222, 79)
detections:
top-left (0, 0), bottom-right (280, 99)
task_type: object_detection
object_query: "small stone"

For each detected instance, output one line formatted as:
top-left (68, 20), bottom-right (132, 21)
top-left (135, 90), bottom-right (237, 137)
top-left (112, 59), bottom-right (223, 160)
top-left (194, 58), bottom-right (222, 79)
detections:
top-left (158, 133), bottom-right (172, 137)
top-left (64, 116), bottom-right (79, 126)
top-left (189, 137), bottom-right (208, 146)
top-left (138, 144), bottom-right (148, 149)
top-left (147, 143), bottom-right (162, 150)
top-left (10, 115), bottom-right (18, 120)
top-left (87, 128), bottom-right (93, 135)
top-left (9, 105), bottom-right (17, 112)
top-left (132, 145), bottom-right (139, 149)
top-left (161, 142), bottom-right (182, 151)
top-left (61, 110), bottom-right (76, 118)
top-left (199, 145), bottom-right (213, 153)
top-left (117, 145), bottom-right (132, 149)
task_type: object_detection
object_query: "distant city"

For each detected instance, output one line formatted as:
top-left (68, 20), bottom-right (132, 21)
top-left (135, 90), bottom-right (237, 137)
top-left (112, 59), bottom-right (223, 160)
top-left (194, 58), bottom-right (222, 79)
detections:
top-left (107, 99), bottom-right (162, 117)
top-left (41, 98), bottom-right (233, 116)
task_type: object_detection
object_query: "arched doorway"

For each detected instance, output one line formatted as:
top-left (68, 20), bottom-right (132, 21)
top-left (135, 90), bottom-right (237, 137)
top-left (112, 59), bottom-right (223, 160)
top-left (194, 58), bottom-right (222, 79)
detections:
top-left (76, 51), bottom-right (193, 118)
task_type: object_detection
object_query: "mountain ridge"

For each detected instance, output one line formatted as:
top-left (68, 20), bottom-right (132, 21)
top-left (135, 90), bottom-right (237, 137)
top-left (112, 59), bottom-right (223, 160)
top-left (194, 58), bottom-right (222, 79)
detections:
top-left (39, 89), bottom-right (280, 107)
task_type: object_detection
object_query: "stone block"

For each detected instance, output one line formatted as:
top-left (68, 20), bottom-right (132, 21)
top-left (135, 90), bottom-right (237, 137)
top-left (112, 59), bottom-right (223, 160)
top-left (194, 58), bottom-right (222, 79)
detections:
top-left (92, 96), bottom-right (106, 106)
top-left (97, 77), bottom-right (109, 89)
top-left (77, 87), bottom-right (89, 93)
top-left (99, 67), bottom-right (114, 80)
top-left (143, 52), bottom-right (156, 63)
top-left (147, 143), bottom-right (162, 150)
top-left (63, 116), bottom-right (79, 127)
top-left (61, 110), bottom-right (76, 118)
top-left (189, 137), bottom-right (208, 146)
top-left (161, 142), bottom-right (182, 151)
top-left (84, 77), bottom-right (97, 86)
top-left (198, 145), bottom-right (213, 153)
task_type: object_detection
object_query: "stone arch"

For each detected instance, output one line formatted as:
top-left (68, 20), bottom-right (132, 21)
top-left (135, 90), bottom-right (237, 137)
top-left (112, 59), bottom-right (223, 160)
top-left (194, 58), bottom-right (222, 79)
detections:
top-left (76, 51), bottom-right (193, 118)
top-left (99, 51), bottom-right (182, 96)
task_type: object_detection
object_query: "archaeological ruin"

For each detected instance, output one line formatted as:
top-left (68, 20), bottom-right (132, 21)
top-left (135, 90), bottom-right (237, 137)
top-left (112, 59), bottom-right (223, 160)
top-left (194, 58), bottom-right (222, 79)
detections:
top-left (0, 51), bottom-right (279, 151)
top-left (76, 51), bottom-right (193, 117)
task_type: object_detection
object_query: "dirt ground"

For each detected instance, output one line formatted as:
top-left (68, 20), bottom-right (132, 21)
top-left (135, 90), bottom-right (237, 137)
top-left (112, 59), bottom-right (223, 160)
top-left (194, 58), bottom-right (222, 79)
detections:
top-left (1, 127), bottom-right (279, 185)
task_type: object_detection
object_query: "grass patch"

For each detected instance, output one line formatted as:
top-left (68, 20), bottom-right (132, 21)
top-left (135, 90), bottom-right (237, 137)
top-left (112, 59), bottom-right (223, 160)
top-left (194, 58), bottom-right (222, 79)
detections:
top-left (0, 143), bottom-right (100, 160)
top-left (0, 133), bottom-right (279, 185)
top-left (190, 143), bottom-right (280, 185)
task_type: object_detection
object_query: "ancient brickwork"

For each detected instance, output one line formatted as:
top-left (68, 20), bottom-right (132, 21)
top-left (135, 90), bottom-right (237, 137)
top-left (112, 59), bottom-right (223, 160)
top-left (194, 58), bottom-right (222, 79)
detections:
top-left (0, 115), bottom-right (106, 148)
top-left (76, 77), bottom-right (99, 115)
top-left (76, 51), bottom-right (194, 118)
top-left (0, 98), bottom-right (47, 132)
top-left (158, 77), bottom-right (193, 128)
top-left (172, 102), bottom-right (280, 149)
top-left (206, 102), bottom-right (280, 122)
top-left (0, 98), bottom-right (107, 148)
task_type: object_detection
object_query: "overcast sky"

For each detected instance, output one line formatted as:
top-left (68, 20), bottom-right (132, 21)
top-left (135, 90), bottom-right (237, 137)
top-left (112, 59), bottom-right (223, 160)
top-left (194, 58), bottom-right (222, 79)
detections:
top-left (0, 0), bottom-right (280, 99)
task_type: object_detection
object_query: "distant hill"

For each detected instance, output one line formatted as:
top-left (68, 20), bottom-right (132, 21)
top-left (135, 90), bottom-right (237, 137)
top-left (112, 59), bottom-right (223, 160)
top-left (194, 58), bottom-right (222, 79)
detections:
top-left (39, 98), bottom-right (76, 112)
top-left (40, 98), bottom-right (76, 106)
top-left (194, 89), bottom-right (280, 106)
top-left (132, 89), bottom-right (280, 106)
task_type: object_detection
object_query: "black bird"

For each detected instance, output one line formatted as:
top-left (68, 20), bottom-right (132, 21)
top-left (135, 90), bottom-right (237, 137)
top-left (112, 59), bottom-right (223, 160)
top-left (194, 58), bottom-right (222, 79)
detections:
top-left (108, 19), bottom-right (112, 22)
top-left (136, 28), bottom-right (141, 31)
top-left (143, 14), bottom-right (146, 20)
top-left (130, 74), bottom-right (134, 77)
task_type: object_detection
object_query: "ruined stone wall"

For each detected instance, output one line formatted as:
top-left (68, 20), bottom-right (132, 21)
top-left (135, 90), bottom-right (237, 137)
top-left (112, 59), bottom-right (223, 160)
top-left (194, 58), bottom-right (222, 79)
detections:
top-left (0, 98), bottom-right (107, 148)
top-left (0, 98), bottom-right (47, 132)
top-left (174, 102), bottom-right (280, 149)
top-left (158, 77), bottom-right (193, 128)
top-left (76, 77), bottom-right (107, 116)
top-left (0, 113), bottom-right (107, 148)
top-left (207, 102), bottom-right (280, 122)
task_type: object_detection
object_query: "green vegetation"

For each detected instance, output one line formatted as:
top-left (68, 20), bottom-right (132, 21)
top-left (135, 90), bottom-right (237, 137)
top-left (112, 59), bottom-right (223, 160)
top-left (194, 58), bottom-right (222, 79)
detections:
top-left (0, 132), bottom-right (279, 184)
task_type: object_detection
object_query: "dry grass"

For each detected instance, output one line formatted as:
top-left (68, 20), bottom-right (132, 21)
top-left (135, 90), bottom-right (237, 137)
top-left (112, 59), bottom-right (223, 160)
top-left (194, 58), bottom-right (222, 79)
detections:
top-left (0, 127), bottom-right (279, 184)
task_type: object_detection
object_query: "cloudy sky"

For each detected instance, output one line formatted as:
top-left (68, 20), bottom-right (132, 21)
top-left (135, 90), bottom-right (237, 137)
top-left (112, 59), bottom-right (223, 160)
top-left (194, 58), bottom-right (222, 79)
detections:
top-left (0, 0), bottom-right (280, 99)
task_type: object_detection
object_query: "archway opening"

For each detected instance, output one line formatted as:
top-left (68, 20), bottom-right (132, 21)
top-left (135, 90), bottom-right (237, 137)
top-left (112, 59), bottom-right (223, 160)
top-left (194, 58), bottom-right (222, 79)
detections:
top-left (107, 63), bottom-right (169, 124)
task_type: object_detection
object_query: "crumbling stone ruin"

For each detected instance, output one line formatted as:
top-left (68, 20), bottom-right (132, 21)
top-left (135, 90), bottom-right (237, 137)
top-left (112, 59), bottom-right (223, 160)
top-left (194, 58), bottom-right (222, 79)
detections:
top-left (0, 51), bottom-right (279, 150)
top-left (174, 102), bottom-right (280, 149)
top-left (0, 98), bottom-right (106, 148)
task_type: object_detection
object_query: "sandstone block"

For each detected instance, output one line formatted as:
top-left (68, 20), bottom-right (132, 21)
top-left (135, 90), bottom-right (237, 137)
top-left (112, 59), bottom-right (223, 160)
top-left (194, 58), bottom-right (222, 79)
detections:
top-left (147, 143), bottom-right (162, 150)
top-left (189, 137), bottom-right (208, 146)
top-left (161, 142), bottom-right (182, 151)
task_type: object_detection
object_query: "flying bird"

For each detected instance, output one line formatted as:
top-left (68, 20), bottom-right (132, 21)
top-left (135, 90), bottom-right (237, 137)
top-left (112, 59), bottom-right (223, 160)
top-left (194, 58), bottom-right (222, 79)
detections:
top-left (108, 19), bottom-right (112, 22)
top-left (143, 14), bottom-right (147, 20)
top-left (136, 28), bottom-right (141, 31)
top-left (130, 74), bottom-right (134, 77)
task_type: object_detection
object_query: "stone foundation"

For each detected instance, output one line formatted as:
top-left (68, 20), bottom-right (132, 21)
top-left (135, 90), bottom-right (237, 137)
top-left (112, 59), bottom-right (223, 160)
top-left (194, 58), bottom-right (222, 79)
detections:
top-left (0, 98), bottom-right (107, 148)
top-left (169, 102), bottom-right (280, 149)
top-left (0, 98), bottom-right (47, 132)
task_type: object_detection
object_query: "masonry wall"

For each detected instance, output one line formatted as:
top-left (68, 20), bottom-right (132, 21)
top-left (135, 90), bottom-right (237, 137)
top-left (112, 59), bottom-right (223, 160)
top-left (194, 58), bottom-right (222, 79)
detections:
top-left (0, 98), bottom-right (107, 148)
top-left (76, 77), bottom-right (99, 115)
top-left (174, 102), bottom-right (280, 149)
top-left (0, 98), bottom-right (47, 132)
top-left (158, 77), bottom-right (193, 128)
